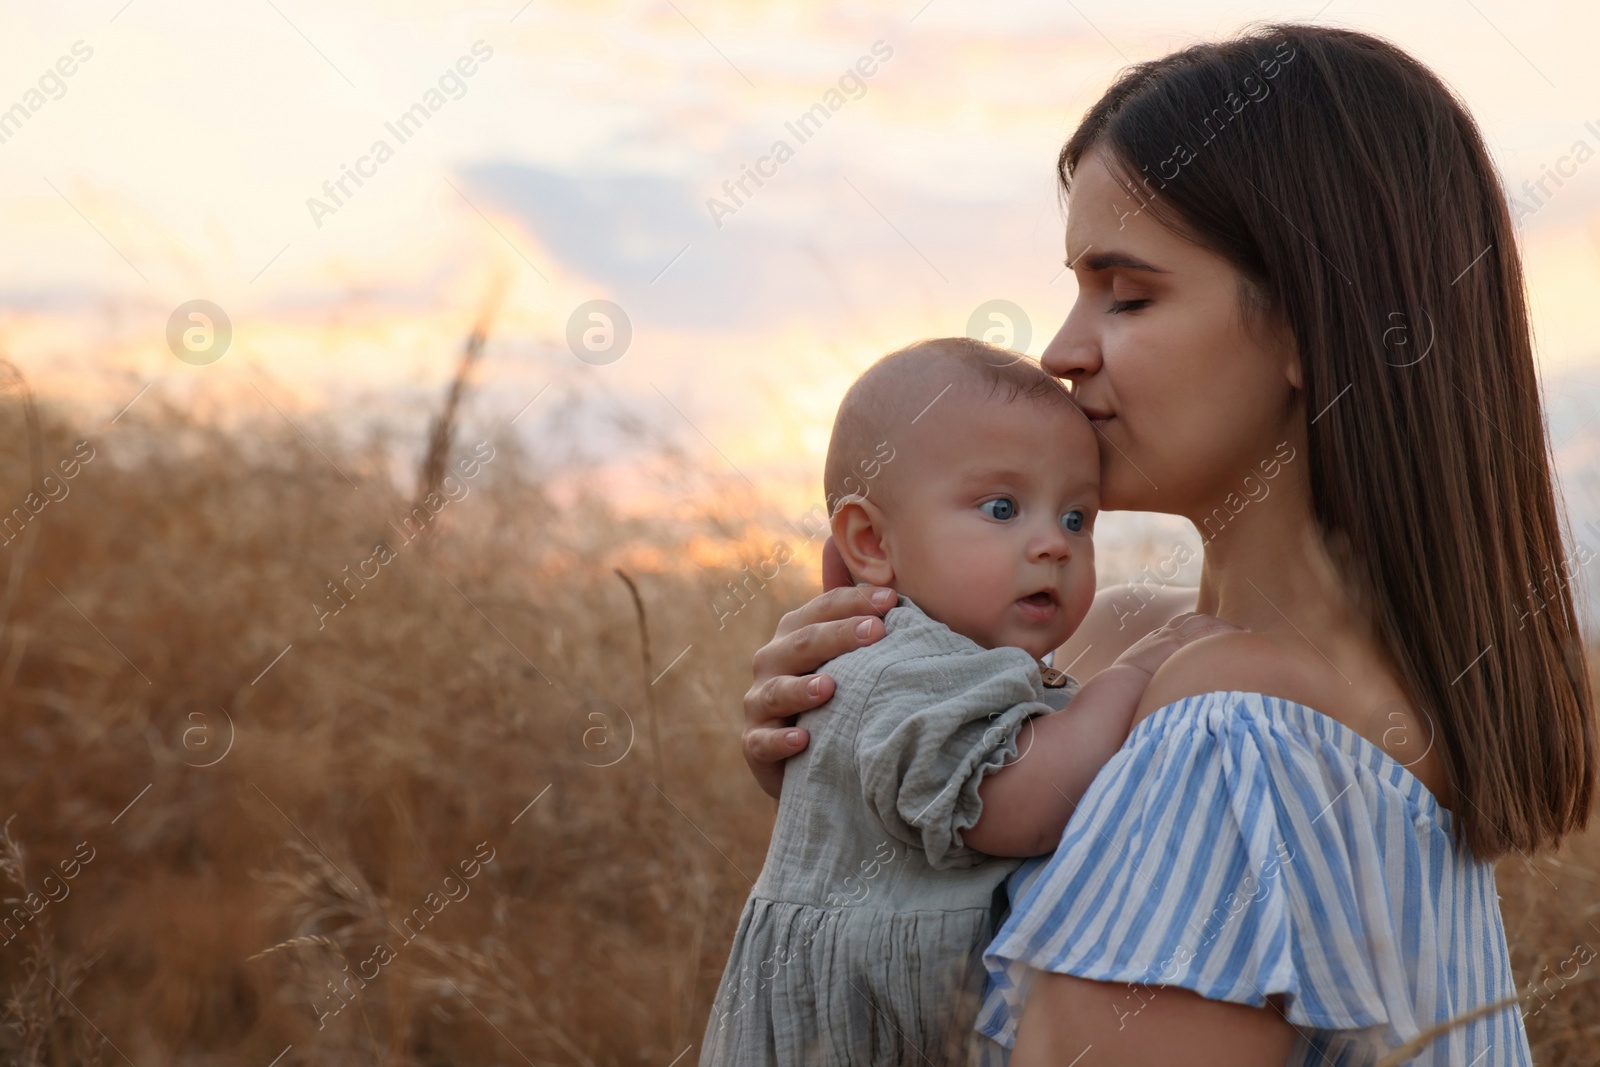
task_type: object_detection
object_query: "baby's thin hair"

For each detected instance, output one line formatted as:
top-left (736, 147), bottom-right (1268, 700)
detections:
top-left (916, 337), bottom-right (1074, 406)
top-left (823, 338), bottom-right (1074, 517)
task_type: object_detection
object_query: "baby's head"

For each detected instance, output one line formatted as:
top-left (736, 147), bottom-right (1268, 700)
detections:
top-left (825, 337), bottom-right (1100, 661)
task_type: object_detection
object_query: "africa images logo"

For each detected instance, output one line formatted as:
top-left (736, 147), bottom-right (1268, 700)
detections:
top-left (704, 40), bottom-right (894, 228)
top-left (305, 41), bottom-right (494, 228)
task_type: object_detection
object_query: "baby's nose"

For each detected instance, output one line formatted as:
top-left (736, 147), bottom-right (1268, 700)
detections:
top-left (1030, 523), bottom-right (1073, 561)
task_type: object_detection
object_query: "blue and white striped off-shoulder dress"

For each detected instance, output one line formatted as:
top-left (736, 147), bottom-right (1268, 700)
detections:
top-left (976, 690), bottom-right (1532, 1066)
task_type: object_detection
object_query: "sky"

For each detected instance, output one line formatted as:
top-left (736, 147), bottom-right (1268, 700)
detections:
top-left (4, 0), bottom-right (1600, 590)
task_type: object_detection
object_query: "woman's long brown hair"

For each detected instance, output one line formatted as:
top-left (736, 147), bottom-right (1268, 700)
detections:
top-left (1061, 23), bottom-right (1596, 858)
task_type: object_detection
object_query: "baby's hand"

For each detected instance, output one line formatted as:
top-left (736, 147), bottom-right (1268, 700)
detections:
top-left (1110, 611), bottom-right (1244, 679)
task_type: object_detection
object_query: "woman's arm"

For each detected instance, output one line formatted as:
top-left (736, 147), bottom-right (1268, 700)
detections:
top-left (1010, 975), bottom-right (1295, 1067)
top-left (739, 536), bottom-right (1200, 798)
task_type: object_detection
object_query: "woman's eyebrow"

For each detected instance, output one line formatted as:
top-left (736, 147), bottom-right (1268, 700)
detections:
top-left (1066, 250), bottom-right (1169, 274)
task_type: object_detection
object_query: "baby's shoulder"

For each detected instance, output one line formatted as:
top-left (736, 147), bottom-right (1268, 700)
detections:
top-left (819, 603), bottom-right (969, 685)
top-left (824, 600), bottom-right (1041, 706)
top-left (881, 599), bottom-right (981, 653)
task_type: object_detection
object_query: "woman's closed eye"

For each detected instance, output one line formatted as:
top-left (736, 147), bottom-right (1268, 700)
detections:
top-left (980, 497), bottom-right (1017, 521)
top-left (1107, 298), bottom-right (1150, 314)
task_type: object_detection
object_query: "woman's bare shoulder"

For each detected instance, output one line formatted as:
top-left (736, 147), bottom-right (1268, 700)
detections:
top-left (1130, 629), bottom-right (1451, 802)
top-left (1053, 584), bottom-right (1199, 678)
top-left (1131, 631), bottom-right (1321, 724)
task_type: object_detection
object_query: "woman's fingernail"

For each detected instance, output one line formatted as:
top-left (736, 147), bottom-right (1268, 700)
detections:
top-left (871, 589), bottom-right (895, 609)
top-left (786, 730), bottom-right (804, 747)
top-left (806, 677), bottom-right (823, 697)
top-left (856, 619), bottom-right (874, 639)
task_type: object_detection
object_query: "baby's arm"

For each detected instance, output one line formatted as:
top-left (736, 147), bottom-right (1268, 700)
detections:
top-left (964, 612), bottom-right (1242, 857)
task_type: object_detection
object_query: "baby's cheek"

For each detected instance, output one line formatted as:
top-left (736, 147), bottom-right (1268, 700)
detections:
top-left (896, 569), bottom-right (995, 647)
top-left (943, 586), bottom-right (1011, 647)
top-left (1065, 558), bottom-right (1098, 628)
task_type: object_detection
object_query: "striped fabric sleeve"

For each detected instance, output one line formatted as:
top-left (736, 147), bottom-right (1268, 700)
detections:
top-left (980, 690), bottom-right (1406, 1047)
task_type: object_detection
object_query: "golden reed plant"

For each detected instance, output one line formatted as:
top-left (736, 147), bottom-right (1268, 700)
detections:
top-left (0, 369), bottom-right (1593, 1063)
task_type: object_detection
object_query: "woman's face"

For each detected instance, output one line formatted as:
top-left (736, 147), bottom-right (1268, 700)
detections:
top-left (1041, 144), bottom-right (1302, 517)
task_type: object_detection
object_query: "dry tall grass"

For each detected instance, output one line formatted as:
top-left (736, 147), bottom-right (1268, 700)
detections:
top-left (0, 376), bottom-right (1594, 1064)
top-left (0, 372), bottom-right (793, 1066)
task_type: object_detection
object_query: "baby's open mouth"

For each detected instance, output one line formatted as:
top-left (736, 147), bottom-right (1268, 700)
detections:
top-left (1017, 590), bottom-right (1059, 623)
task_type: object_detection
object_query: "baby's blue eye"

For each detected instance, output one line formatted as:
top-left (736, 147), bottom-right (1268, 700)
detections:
top-left (1061, 509), bottom-right (1085, 532)
top-left (981, 498), bottom-right (1017, 521)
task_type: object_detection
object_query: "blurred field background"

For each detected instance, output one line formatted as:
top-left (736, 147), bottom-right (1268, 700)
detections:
top-left (0, 348), bottom-right (1594, 1065)
top-left (0, 354), bottom-right (796, 1066)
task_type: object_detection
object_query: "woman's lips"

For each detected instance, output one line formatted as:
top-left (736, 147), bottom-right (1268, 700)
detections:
top-left (1079, 406), bottom-right (1115, 430)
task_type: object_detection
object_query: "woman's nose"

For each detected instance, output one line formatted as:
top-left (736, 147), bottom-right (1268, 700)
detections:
top-left (1040, 306), bottom-right (1100, 384)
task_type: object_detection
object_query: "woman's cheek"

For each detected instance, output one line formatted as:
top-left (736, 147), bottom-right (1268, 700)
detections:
top-left (1103, 449), bottom-right (1181, 511)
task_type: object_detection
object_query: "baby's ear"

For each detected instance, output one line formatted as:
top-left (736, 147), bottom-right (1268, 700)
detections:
top-left (831, 497), bottom-right (894, 587)
top-left (820, 536), bottom-right (852, 592)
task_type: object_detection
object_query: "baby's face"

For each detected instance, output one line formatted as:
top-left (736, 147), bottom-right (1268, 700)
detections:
top-left (880, 394), bottom-right (1099, 661)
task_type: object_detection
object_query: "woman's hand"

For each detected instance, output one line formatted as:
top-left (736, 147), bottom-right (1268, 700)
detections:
top-left (742, 536), bottom-right (895, 799)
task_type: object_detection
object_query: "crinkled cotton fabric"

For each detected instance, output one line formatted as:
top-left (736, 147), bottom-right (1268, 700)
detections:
top-left (699, 596), bottom-right (1078, 1067)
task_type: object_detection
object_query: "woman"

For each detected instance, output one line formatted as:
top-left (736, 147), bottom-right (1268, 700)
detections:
top-left (738, 23), bottom-right (1596, 1067)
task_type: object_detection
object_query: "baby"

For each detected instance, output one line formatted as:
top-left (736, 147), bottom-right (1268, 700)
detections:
top-left (700, 338), bottom-right (1216, 1066)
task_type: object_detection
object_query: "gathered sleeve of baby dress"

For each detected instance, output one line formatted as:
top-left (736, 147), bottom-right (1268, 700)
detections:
top-left (976, 690), bottom-right (1531, 1067)
top-left (854, 647), bottom-right (1075, 871)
